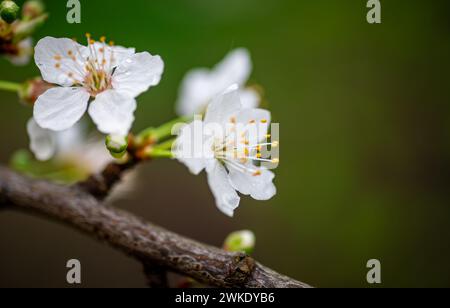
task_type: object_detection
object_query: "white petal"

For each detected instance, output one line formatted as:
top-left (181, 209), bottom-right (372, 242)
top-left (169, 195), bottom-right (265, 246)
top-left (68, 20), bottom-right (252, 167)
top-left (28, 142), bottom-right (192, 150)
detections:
top-left (34, 37), bottom-right (88, 86)
top-left (91, 42), bottom-right (135, 70)
top-left (175, 48), bottom-right (252, 116)
top-left (204, 87), bottom-right (242, 125)
top-left (34, 87), bottom-right (90, 131)
top-left (88, 90), bottom-right (136, 135)
top-left (177, 156), bottom-right (207, 176)
top-left (55, 121), bottom-right (85, 155)
top-left (228, 165), bottom-right (276, 201)
top-left (174, 121), bottom-right (209, 175)
top-left (236, 108), bottom-right (271, 144)
top-left (27, 118), bottom-right (57, 161)
top-left (79, 141), bottom-right (113, 174)
top-left (239, 88), bottom-right (260, 109)
top-left (214, 48), bottom-right (252, 90)
top-left (112, 52), bottom-right (164, 98)
top-left (176, 69), bottom-right (214, 116)
top-left (206, 161), bottom-right (241, 217)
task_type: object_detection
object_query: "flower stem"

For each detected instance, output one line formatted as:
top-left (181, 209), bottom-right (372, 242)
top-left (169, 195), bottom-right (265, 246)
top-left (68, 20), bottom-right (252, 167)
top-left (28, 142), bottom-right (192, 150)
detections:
top-left (153, 138), bottom-right (175, 151)
top-left (136, 115), bottom-right (192, 145)
top-left (148, 148), bottom-right (174, 159)
top-left (0, 80), bottom-right (21, 93)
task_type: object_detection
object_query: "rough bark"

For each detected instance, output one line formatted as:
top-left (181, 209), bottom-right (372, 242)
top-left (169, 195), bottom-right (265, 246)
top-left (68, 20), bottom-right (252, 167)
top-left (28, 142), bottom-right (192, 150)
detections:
top-left (0, 165), bottom-right (311, 288)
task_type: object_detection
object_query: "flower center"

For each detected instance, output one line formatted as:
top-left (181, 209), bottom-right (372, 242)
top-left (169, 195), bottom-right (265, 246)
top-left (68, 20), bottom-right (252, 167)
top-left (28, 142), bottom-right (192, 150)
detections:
top-left (83, 34), bottom-right (113, 96)
top-left (51, 34), bottom-right (117, 97)
top-left (213, 116), bottom-right (279, 176)
top-left (83, 67), bottom-right (111, 96)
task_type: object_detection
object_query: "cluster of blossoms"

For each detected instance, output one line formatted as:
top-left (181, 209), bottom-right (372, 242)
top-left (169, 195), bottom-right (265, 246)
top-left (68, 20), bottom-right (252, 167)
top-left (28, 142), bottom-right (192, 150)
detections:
top-left (1, 16), bottom-right (279, 216)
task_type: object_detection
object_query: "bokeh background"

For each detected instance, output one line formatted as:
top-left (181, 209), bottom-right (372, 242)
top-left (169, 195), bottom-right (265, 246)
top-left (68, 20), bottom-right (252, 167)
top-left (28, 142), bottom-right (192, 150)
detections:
top-left (1, 0), bottom-right (450, 288)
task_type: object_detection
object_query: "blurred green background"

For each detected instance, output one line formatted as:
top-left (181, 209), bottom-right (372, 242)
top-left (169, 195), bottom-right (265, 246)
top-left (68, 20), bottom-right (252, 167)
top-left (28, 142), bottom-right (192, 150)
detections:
top-left (1, 0), bottom-right (450, 288)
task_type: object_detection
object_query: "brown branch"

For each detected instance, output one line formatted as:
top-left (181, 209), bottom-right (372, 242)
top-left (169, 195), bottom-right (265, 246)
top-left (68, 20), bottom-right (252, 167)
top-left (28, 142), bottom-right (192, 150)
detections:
top-left (0, 165), bottom-right (311, 288)
top-left (76, 160), bottom-right (138, 200)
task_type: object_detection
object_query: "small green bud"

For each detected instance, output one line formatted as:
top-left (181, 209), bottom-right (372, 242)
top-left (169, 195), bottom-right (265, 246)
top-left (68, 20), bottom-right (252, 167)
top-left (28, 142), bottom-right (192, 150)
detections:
top-left (223, 230), bottom-right (256, 255)
top-left (106, 134), bottom-right (128, 158)
top-left (10, 149), bottom-right (32, 172)
top-left (0, 1), bottom-right (20, 24)
top-left (22, 0), bottom-right (45, 20)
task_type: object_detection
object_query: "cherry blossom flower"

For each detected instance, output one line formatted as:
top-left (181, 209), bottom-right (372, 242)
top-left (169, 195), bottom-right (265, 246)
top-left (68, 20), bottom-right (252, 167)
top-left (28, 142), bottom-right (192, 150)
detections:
top-left (27, 118), bottom-right (111, 173)
top-left (26, 118), bottom-right (139, 198)
top-left (33, 36), bottom-right (164, 136)
top-left (176, 48), bottom-right (260, 116)
top-left (174, 86), bottom-right (277, 217)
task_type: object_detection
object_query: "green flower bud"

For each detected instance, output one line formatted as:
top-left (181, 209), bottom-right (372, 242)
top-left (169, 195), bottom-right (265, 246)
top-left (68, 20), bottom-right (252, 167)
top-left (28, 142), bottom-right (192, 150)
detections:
top-left (0, 1), bottom-right (20, 24)
top-left (106, 135), bottom-right (128, 158)
top-left (10, 149), bottom-right (32, 172)
top-left (22, 0), bottom-right (45, 20)
top-left (223, 230), bottom-right (256, 255)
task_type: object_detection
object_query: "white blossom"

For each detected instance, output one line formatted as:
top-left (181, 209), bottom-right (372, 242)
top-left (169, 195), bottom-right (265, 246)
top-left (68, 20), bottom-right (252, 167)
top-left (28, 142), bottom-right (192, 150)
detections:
top-left (174, 86), bottom-right (277, 217)
top-left (176, 48), bottom-right (260, 116)
top-left (33, 36), bottom-right (164, 136)
top-left (27, 118), bottom-right (111, 174)
top-left (27, 118), bottom-right (139, 199)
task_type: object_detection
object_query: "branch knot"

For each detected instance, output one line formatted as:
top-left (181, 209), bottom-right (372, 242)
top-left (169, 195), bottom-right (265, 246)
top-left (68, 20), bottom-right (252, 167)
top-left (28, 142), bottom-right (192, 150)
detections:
top-left (225, 253), bottom-right (256, 286)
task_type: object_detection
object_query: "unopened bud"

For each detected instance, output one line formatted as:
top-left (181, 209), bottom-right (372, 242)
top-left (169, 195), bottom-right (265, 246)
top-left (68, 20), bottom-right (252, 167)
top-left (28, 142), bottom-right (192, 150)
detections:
top-left (106, 135), bottom-right (128, 158)
top-left (12, 12), bottom-right (47, 42)
top-left (22, 0), bottom-right (45, 20)
top-left (223, 230), bottom-right (256, 255)
top-left (10, 149), bottom-right (32, 172)
top-left (0, 1), bottom-right (20, 24)
top-left (19, 77), bottom-right (53, 105)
